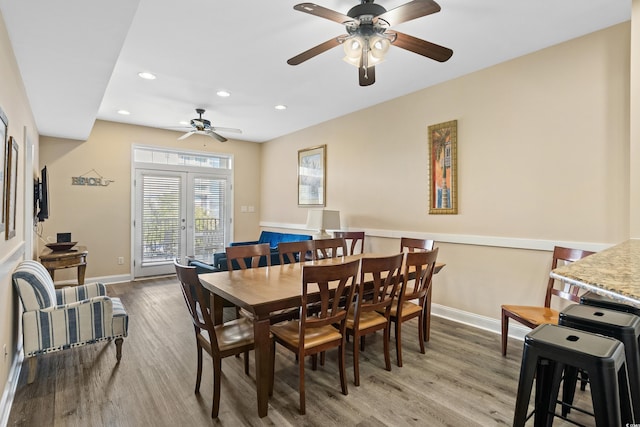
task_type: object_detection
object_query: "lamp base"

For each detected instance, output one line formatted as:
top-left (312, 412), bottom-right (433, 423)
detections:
top-left (313, 230), bottom-right (332, 240)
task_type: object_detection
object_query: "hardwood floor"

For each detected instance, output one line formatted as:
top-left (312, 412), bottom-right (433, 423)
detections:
top-left (8, 277), bottom-right (596, 426)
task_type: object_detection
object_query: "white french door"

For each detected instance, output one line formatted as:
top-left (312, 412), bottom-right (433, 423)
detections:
top-left (133, 169), bottom-right (230, 277)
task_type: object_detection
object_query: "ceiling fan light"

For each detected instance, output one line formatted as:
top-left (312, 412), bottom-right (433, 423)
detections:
top-left (369, 36), bottom-right (390, 60)
top-left (343, 37), bottom-right (362, 59)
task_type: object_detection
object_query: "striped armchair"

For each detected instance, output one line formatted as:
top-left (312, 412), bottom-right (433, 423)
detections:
top-left (12, 260), bottom-right (129, 383)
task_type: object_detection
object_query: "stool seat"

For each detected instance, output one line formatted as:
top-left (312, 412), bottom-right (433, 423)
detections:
top-left (513, 323), bottom-right (634, 426)
top-left (560, 304), bottom-right (640, 419)
top-left (580, 291), bottom-right (640, 316)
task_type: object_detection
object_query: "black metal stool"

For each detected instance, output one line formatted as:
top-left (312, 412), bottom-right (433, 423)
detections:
top-left (559, 303), bottom-right (640, 419)
top-left (580, 291), bottom-right (640, 316)
top-left (513, 323), bottom-right (633, 426)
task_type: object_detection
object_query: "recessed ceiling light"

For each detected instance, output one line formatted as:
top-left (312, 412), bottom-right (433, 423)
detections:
top-left (179, 121), bottom-right (189, 125)
top-left (275, 105), bottom-right (287, 110)
top-left (138, 72), bottom-right (156, 80)
top-left (217, 90), bottom-right (231, 97)
top-left (117, 109), bottom-right (131, 115)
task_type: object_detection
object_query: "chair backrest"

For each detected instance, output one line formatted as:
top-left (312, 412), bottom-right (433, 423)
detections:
top-left (334, 231), bottom-right (365, 255)
top-left (278, 240), bottom-right (315, 265)
top-left (400, 237), bottom-right (435, 253)
top-left (399, 248), bottom-right (439, 304)
top-left (300, 260), bottom-right (359, 346)
top-left (174, 260), bottom-right (220, 352)
top-left (358, 253), bottom-right (404, 318)
top-left (544, 246), bottom-right (595, 307)
top-left (225, 243), bottom-right (272, 270)
top-left (313, 237), bottom-right (347, 259)
top-left (12, 260), bottom-right (57, 311)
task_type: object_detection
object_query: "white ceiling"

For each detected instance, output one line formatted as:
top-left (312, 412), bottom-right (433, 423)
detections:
top-left (0, 0), bottom-right (631, 143)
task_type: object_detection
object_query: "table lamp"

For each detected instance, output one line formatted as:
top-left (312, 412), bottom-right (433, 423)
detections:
top-left (306, 209), bottom-right (340, 239)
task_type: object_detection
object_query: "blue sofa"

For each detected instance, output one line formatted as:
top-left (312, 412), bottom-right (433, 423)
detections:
top-left (190, 231), bottom-right (313, 272)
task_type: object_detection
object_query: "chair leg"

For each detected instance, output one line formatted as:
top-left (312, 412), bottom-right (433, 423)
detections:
top-left (417, 313), bottom-right (426, 354)
top-left (244, 351), bottom-right (249, 375)
top-left (212, 357), bottom-right (222, 418)
top-left (501, 311), bottom-right (509, 356)
top-left (395, 319), bottom-right (403, 367)
top-left (195, 342), bottom-right (203, 393)
top-left (383, 325), bottom-right (391, 372)
top-left (353, 332), bottom-right (360, 386)
top-left (115, 337), bottom-right (124, 362)
top-left (299, 353), bottom-right (306, 415)
top-left (27, 357), bottom-right (37, 384)
top-left (339, 342), bottom-right (348, 396)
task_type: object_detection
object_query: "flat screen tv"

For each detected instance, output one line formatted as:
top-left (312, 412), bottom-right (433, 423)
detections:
top-left (35, 166), bottom-right (49, 222)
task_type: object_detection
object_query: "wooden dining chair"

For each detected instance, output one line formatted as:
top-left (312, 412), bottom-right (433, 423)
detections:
top-left (174, 260), bottom-right (258, 418)
top-left (400, 237), bottom-right (435, 252)
top-left (270, 260), bottom-right (359, 414)
top-left (388, 248), bottom-right (439, 367)
top-left (501, 246), bottom-right (595, 356)
top-left (313, 237), bottom-right (347, 259)
top-left (278, 240), bottom-right (315, 264)
top-left (346, 253), bottom-right (403, 386)
top-left (334, 231), bottom-right (365, 255)
top-left (225, 243), bottom-right (271, 271)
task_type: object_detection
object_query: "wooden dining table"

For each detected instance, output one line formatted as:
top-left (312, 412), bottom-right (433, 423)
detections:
top-left (198, 253), bottom-right (445, 417)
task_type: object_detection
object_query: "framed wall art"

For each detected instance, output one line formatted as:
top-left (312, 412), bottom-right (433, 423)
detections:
top-left (5, 136), bottom-right (17, 239)
top-left (428, 120), bottom-right (458, 214)
top-left (0, 107), bottom-right (6, 231)
top-left (298, 144), bottom-right (326, 207)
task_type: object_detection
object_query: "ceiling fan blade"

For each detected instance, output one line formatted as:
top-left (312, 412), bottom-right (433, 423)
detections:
top-left (178, 131), bottom-right (196, 140)
top-left (293, 3), bottom-right (354, 25)
top-left (212, 126), bottom-right (242, 134)
top-left (392, 31), bottom-right (453, 62)
top-left (374, 0), bottom-right (440, 27)
top-left (206, 129), bottom-right (228, 142)
top-left (287, 36), bottom-right (344, 65)
top-left (359, 65), bottom-right (375, 86)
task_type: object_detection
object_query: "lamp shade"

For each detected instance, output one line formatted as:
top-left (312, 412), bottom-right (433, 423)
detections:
top-left (306, 210), bottom-right (340, 239)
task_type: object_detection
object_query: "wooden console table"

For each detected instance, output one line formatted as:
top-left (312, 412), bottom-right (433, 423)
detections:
top-left (39, 245), bottom-right (88, 288)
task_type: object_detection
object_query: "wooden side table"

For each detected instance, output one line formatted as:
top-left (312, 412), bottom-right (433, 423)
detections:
top-left (39, 245), bottom-right (88, 288)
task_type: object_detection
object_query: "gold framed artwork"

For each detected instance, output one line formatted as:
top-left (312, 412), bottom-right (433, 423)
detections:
top-left (428, 120), bottom-right (458, 214)
top-left (298, 144), bottom-right (326, 207)
top-left (5, 136), bottom-right (17, 239)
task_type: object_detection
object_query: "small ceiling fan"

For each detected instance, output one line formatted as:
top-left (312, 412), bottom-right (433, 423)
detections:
top-left (288, 0), bottom-right (453, 86)
top-left (177, 108), bottom-right (242, 142)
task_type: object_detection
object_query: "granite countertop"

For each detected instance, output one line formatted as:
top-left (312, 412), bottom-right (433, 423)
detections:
top-left (550, 239), bottom-right (640, 307)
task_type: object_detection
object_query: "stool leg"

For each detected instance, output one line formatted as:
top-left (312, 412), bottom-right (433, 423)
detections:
top-left (617, 362), bottom-right (635, 425)
top-left (589, 364), bottom-right (622, 427)
top-left (533, 359), bottom-right (557, 427)
top-left (514, 347), bottom-right (539, 427)
top-left (561, 366), bottom-right (579, 417)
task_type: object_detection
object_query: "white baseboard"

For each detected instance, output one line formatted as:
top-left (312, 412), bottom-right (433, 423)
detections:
top-left (0, 346), bottom-right (23, 427)
top-left (53, 273), bottom-right (132, 287)
top-left (432, 303), bottom-right (530, 342)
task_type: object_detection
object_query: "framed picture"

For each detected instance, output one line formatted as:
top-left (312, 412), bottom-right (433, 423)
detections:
top-left (5, 136), bottom-right (17, 239)
top-left (428, 120), bottom-right (458, 214)
top-left (0, 107), bottom-right (6, 230)
top-left (298, 144), bottom-right (326, 207)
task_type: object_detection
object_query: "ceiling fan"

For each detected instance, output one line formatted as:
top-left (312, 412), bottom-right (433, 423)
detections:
top-left (177, 108), bottom-right (242, 142)
top-left (288, 0), bottom-right (453, 86)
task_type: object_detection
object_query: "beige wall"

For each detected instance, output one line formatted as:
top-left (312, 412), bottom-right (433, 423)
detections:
top-left (261, 23), bottom-right (631, 319)
top-left (39, 120), bottom-right (262, 280)
top-left (0, 9), bottom-right (40, 412)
